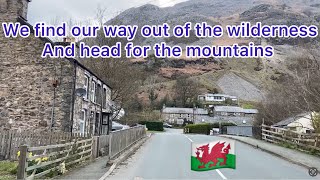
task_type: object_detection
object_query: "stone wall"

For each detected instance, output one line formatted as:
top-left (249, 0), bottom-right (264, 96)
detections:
top-left (0, 0), bottom-right (75, 131)
top-left (0, 0), bottom-right (112, 133)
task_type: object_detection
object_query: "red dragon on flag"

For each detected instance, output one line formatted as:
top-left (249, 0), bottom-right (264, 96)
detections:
top-left (191, 140), bottom-right (236, 171)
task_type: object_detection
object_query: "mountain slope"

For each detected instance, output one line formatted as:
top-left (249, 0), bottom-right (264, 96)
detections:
top-left (101, 0), bottom-right (320, 103)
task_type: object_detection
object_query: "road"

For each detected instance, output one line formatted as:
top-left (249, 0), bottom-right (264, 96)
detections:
top-left (107, 128), bottom-right (314, 180)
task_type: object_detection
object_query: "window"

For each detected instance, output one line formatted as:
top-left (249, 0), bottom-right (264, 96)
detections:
top-left (221, 112), bottom-right (227, 116)
top-left (84, 75), bottom-right (89, 99)
top-left (103, 88), bottom-right (107, 109)
top-left (234, 112), bottom-right (241, 116)
top-left (214, 96), bottom-right (222, 100)
top-left (96, 84), bottom-right (102, 105)
top-left (91, 81), bottom-right (96, 103)
top-left (80, 109), bottom-right (87, 134)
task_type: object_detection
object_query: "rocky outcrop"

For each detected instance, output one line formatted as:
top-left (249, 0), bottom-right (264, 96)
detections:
top-left (217, 73), bottom-right (264, 102)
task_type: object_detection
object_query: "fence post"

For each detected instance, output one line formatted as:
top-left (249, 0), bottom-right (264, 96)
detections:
top-left (5, 130), bottom-right (12, 160)
top-left (17, 145), bottom-right (28, 180)
top-left (108, 133), bottom-right (112, 159)
top-left (92, 136), bottom-right (99, 160)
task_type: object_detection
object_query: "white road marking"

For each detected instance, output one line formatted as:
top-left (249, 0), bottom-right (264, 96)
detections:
top-left (216, 169), bottom-right (227, 179)
top-left (184, 135), bottom-right (193, 142)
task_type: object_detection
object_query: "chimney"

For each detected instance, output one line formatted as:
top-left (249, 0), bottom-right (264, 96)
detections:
top-left (63, 37), bottom-right (76, 43)
top-left (19, 0), bottom-right (32, 21)
top-left (0, 0), bottom-right (31, 21)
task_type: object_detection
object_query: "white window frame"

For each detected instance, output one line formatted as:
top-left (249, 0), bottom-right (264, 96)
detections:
top-left (103, 87), bottom-right (107, 109)
top-left (84, 75), bottom-right (89, 100)
top-left (91, 80), bottom-right (96, 103)
top-left (80, 109), bottom-right (87, 134)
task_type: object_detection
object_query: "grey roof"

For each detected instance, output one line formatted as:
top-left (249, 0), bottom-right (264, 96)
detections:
top-left (214, 106), bottom-right (258, 114)
top-left (195, 116), bottom-right (255, 126)
top-left (162, 107), bottom-right (208, 115)
top-left (242, 109), bottom-right (259, 114)
top-left (211, 94), bottom-right (227, 96)
top-left (214, 106), bottom-right (244, 113)
top-left (205, 93), bottom-right (233, 97)
top-left (273, 112), bottom-right (310, 127)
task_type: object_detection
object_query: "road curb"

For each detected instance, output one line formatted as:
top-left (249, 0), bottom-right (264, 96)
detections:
top-left (99, 134), bottom-right (152, 180)
top-left (220, 135), bottom-right (312, 170)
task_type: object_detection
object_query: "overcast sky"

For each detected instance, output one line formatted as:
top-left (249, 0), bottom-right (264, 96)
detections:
top-left (28, 0), bottom-right (187, 25)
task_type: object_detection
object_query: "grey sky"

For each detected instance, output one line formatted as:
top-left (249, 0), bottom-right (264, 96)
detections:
top-left (28, 0), bottom-right (188, 25)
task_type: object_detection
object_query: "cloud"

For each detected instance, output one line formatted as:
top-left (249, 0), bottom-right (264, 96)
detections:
top-left (28, 0), bottom-right (187, 25)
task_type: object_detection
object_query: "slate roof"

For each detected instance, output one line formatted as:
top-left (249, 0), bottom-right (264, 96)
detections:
top-left (162, 107), bottom-right (208, 115)
top-left (273, 112), bottom-right (311, 127)
top-left (214, 106), bottom-right (243, 113)
top-left (214, 106), bottom-right (258, 114)
top-left (242, 109), bottom-right (259, 114)
top-left (195, 116), bottom-right (255, 126)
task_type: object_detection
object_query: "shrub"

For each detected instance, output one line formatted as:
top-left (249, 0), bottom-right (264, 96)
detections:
top-left (185, 123), bottom-right (211, 135)
top-left (139, 121), bottom-right (164, 131)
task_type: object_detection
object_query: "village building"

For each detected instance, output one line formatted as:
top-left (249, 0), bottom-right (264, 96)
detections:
top-left (161, 105), bottom-right (258, 126)
top-left (272, 112), bottom-right (315, 134)
top-left (198, 93), bottom-right (238, 107)
top-left (161, 106), bottom-right (208, 125)
top-left (0, 0), bottom-right (112, 135)
top-left (212, 106), bottom-right (258, 118)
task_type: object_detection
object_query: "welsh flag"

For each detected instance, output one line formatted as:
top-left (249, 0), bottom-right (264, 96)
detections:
top-left (191, 140), bottom-right (236, 171)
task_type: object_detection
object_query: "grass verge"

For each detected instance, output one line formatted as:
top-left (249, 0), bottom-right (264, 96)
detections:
top-left (0, 161), bottom-right (18, 180)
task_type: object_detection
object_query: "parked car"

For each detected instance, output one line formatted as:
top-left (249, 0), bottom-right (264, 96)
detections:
top-left (163, 123), bottom-right (173, 128)
top-left (112, 121), bottom-right (130, 131)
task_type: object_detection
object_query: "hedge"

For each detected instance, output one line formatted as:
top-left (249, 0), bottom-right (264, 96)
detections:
top-left (139, 121), bottom-right (164, 131)
top-left (185, 122), bottom-right (236, 135)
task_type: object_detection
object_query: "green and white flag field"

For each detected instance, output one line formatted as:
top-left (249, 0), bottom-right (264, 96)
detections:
top-left (191, 140), bottom-right (236, 171)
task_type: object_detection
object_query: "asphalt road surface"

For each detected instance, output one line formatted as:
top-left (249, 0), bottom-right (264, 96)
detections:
top-left (107, 128), bottom-right (314, 180)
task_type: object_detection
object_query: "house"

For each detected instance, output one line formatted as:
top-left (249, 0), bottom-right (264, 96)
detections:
top-left (272, 112), bottom-right (315, 134)
top-left (198, 93), bottom-right (238, 107)
top-left (161, 105), bottom-right (258, 126)
top-left (0, 0), bottom-right (112, 135)
top-left (206, 106), bottom-right (258, 126)
top-left (161, 106), bottom-right (208, 124)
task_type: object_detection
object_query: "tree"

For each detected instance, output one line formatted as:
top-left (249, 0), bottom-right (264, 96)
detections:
top-left (84, 59), bottom-right (144, 121)
top-left (312, 113), bottom-right (320, 133)
top-left (173, 77), bottom-right (200, 107)
top-left (256, 50), bottom-right (320, 126)
top-left (224, 98), bottom-right (233, 106)
top-left (148, 88), bottom-right (158, 110)
top-left (127, 95), bottom-right (143, 113)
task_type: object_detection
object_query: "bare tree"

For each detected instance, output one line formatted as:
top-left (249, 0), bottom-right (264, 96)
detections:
top-left (84, 58), bottom-right (144, 120)
top-left (256, 49), bottom-right (320, 129)
top-left (173, 77), bottom-right (199, 108)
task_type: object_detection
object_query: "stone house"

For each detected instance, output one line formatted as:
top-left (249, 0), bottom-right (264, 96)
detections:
top-left (0, 0), bottom-right (112, 135)
top-left (161, 106), bottom-right (208, 124)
